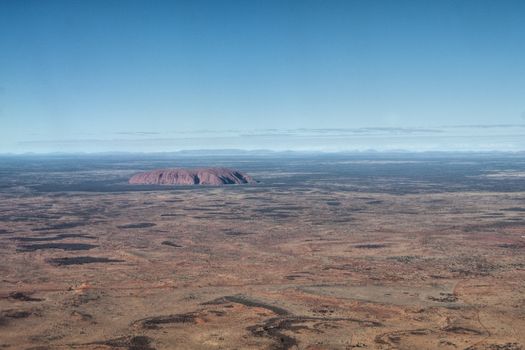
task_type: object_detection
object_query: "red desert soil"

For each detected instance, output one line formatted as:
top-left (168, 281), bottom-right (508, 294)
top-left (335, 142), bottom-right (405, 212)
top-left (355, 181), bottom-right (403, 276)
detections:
top-left (129, 167), bottom-right (256, 186)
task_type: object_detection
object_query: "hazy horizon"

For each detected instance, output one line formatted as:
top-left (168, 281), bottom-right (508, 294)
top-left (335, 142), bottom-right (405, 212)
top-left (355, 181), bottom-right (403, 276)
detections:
top-left (3, 124), bottom-right (525, 154)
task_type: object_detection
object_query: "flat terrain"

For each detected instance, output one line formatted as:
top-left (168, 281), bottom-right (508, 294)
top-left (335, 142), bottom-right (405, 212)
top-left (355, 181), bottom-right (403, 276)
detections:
top-left (0, 153), bottom-right (524, 350)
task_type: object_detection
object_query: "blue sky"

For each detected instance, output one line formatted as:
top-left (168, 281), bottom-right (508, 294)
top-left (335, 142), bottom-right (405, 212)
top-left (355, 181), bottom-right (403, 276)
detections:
top-left (1, 0), bottom-right (525, 153)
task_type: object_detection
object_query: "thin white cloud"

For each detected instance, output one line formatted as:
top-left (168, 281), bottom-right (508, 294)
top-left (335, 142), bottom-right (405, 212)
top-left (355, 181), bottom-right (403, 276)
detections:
top-left (9, 124), bottom-right (525, 153)
top-left (116, 131), bottom-right (162, 135)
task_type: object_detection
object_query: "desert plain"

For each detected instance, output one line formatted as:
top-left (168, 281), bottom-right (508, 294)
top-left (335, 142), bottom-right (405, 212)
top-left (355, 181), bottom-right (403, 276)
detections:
top-left (0, 153), bottom-right (524, 350)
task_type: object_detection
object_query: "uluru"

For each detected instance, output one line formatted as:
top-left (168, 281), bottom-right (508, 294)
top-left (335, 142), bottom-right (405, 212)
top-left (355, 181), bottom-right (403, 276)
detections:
top-left (129, 167), bottom-right (256, 186)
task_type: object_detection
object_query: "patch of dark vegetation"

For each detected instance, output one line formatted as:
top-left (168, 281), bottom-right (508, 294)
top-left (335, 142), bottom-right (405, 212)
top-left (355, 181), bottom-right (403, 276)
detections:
top-left (388, 256), bottom-right (418, 263)
top-left (268, 213), bottom-right (293, 218)
top-left (498, 243), bottom-right (524, 249)
top-left (330, 217), bottom-right (354, 223)
top-left (505, 217), bottom-right (525, 225)
top-left (92, 336), bottom-right (156, 350)
top-left (506, 217), bottom-right (525, 221)
top-left (2, 309), bottom-right (32, 318)
top-left (71, 310), bottom-right (94, 321)
top-left (8, 292), bottom-right (43, 302)
top-left (208, 310), bottom-right (226, 316)
top-left (13, 233), bottom-right (95, 242)
top-left (272, 205), bottom-right (309, 210)
top-left (160, 213), bottom-right (179, 217)
top-left (243, 196), bottom-right (274, 201)
top-left (285, 275), bottom-right (304, 280)
top-left (375, 329), bottom-right (435, 346)
top-left (161, 241), bottom-right (182, 248)
top-left (202, 298), bottom-right (229, 306)
top-left (428, 292), bottom-right (458, 303)
top-left (430, 274), bottom-right (449, 279)
top-left (183, 207), bottom-right (218, 211)
top-left (251, 210), bottom-right (290, 218)
top-left (17, 243), bottom-right (98, 252)
top-left (465, 343), bottom-right (523, 350)
top-left (439, 340), bottom-right (458, 347)
top-left (311, 306), bottom-right (335, 315)
top-left (0, 309), bottom-right (34, 327)
top-left (508, 262), bottom-right (525, 269)
top-left (165, 199), bottom-right (183, 203)
top-left (463, 221), bottom-right (525, 232)
top-left (326, 201), bottom-right (341, 206)
top-left (222, 229), bottom-right (254, 236)
top-left (442, 325), bottom-right (484, 335)
top-left (248, 319), bottom-right (297, 350)
top-left (249, 316), bottom-right (383, 350)
top-left (252, 208), bottom-right (278, 214)
top-left (482, 213), bottom-right (505, 217)
top-left (226, 216), bottom-right (255, 221)
top-left (135, 313), bottom-right (196, 329)
top-left (48, 256), bottom-right (124, 266)
top-left (408, 329), bottom-right (433, 336)
top-left (367, 200), bottom-right (384, 205)
top-left (354, 243), bottom-right (388, 249)
top-left (348, 207), bottom-right (365, 212)
top-left (117, 223), bottom-right (156, 229)
top-left (203, 295), bottom-right (290, 316)
top-left (500, 207), bottom-right (525, 212)
top-left (32, 222), bottom-right (86, 231)
top-left (254, 206), bottom-right (308, 212)
top-left (0, 229), bottom-right (10, 234)
top-left (71, 290), bottom-right (101, 306)
top-left (6, 214), bottom-right (62, 221)
top-left (0, 215), bottom-right (26, 222)
top-left (449, 256), bottom-right (499, 276)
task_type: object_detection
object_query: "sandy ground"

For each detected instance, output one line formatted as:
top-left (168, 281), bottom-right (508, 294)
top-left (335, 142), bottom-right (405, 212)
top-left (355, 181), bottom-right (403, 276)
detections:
top-left (1, 186), bottom-right (524, 350)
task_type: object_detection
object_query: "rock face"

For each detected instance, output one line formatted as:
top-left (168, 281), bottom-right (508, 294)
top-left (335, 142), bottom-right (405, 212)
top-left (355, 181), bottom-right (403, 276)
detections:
top-left (129, 168), bottom-right (256, 186)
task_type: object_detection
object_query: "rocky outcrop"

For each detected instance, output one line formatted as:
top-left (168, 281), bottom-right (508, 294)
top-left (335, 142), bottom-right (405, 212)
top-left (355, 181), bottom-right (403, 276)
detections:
top-left (129, 168), bottom-right (256, 186)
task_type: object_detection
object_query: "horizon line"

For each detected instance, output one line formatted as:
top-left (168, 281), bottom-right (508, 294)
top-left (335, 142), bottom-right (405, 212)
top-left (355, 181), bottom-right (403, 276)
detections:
top-left (2, 149), bottom-right (525, 157)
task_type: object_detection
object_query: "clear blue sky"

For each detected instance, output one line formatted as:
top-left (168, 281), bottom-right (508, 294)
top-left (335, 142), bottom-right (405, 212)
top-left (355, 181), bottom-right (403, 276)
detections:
top-left (1, 0), bottom-right (524, 153)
